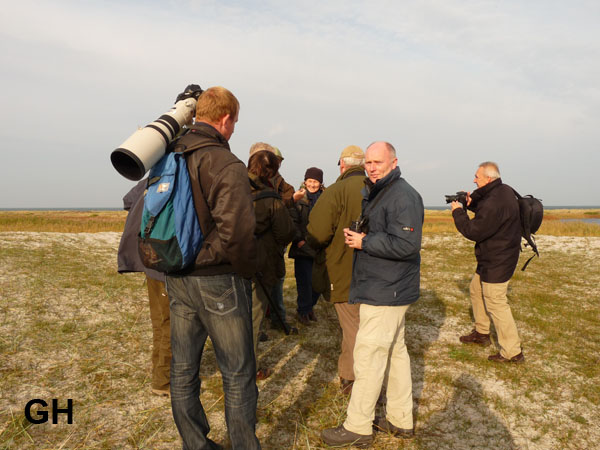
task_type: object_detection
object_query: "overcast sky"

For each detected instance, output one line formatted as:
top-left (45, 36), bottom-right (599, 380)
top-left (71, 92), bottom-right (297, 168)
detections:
top-left (1, 0), bottom-right (599, 208)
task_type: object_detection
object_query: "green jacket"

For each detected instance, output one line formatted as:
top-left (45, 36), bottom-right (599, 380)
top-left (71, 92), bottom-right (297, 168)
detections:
top-left (307, 165), bottom-right (366, 303)
top-left (249, 173), bottom-right (295, 288)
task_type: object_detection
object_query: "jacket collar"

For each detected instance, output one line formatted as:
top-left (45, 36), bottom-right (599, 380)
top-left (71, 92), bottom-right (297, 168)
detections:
top-left (188, 122), bottom-right (231, 150)
top-left (248, 172), bottom-right (273, 191)
top-left (336, 165), bottom-right (365, 183)
top-left (364, 167), bottom-right (401, 200)
top-left (471, 177), bottom-right (502, 204)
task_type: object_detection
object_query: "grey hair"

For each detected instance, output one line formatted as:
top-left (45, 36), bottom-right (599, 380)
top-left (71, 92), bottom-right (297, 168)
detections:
top-left (341, 156), bottom-right (365, 167)
top-left (479, 161), bottom-right (500, 179)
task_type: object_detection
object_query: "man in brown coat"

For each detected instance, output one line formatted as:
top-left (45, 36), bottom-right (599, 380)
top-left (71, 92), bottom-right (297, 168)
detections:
top-left (165, 86), bottom-right (260, 449)
top-left (307, 145), bottom-right (365, 394)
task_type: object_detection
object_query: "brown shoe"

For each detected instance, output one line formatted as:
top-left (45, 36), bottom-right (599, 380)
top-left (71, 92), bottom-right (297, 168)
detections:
top-left (373, 417), bottom-right (414, 439)
top-left (307, 310), bottom-right (318, 322)
top-left (321, 425), bottom-right (373, 448)
top-left (297, 313), bottom-right (310, 325)
top-left (340, 378), bottom-right (354, 395)
top-left (459, 329), bottom-right (491, 346)
top-left (258, 331), bottom-right (269, 342)
top-left (256, 368), bottom-right (273, 380)
top-left (488, 352), bottom-right (525, 363)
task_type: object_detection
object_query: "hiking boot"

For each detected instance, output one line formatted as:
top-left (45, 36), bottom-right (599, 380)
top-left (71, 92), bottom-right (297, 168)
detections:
top-left (373, 417), bottom-right (414, 439)
top-left (258, 331), bottom-right (269, 342)
top-left (308, 310), bottom-right (318, 322)
top-left (488, 352), bottom-right (525, 363)
top-left (321, 425), bottom-right (373, 448)
top-left (340, 378), bottom-right (354, 395)
top-left (297, 313), bottom-right (310, 325)
top-left (459, 329), bottom-right (491, 346)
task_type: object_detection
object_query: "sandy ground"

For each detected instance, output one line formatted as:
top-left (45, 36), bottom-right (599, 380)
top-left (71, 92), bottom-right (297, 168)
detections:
top-left (1, 231), bottom-right (599, 449)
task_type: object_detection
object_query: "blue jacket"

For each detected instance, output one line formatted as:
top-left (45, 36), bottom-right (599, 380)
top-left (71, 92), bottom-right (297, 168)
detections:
top-left (349, 167), bottom-right (424, 306)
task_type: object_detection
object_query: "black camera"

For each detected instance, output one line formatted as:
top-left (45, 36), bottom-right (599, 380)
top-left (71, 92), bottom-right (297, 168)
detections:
top-left (444, 191), bottom-right (468, 208)
top-left (350, 216), bottom-right (369, 233)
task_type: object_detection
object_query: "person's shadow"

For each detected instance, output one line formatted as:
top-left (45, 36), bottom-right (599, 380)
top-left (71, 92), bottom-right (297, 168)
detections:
top-left (418, 373), bottom-right (516, 449)
top-left (404, 288), bottom-right (446, 424)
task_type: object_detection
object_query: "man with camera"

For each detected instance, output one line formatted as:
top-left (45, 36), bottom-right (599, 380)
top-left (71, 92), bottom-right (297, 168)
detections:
top-left (165, 87), bottom-right (260, 449)
top-left (321, 141), bottom-right (424, 447)
top-left (306, 145), bottom-right (366, 395)
top-left (451, 161), bottom-right (524, 363)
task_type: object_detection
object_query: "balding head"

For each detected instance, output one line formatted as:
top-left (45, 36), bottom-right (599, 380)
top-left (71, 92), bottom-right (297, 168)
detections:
top-left (364, 141), bottom-right (398, 183)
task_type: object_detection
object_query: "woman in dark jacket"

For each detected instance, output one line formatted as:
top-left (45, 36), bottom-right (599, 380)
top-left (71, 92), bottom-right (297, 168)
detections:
top-left (289, 167), bottom-right (325, 324)
top-left (248, 150), bottom-right (295, 379)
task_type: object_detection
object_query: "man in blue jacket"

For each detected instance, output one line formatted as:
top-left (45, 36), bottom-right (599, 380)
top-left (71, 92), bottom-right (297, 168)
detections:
top-left (321, 141), bottom-right (424, 447)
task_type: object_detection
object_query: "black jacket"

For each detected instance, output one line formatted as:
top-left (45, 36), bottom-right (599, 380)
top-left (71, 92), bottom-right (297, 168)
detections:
top-left (249, 174), bottom-right (295, 288)
top-left (288, 189), bottom-right (322, 259)
top-left (349, 167), bottom-right (424, 306)
top-left (452, 178), bottom-right (521, 283)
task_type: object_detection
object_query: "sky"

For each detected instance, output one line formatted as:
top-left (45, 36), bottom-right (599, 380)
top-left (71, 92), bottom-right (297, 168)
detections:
top-left (1, 0), bottom-right (599, 208)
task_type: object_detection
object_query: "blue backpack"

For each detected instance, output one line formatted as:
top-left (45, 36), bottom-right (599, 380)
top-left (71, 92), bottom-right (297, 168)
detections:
top-left (138, 150), bottom-right (204, 273)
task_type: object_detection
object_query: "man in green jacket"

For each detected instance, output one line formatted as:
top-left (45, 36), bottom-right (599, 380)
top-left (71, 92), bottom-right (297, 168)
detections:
top-left (307, 145), bottom-right (365, 394)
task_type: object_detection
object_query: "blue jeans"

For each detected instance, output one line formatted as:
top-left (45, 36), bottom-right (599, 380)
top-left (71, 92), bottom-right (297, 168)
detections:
top-left (166, 273), bottom-right (260, 450)
top-left (294, 257), bottom-right (320, 315)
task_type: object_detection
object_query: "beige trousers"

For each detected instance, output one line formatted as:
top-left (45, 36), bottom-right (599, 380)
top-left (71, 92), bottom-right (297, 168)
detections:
top-left (334, 302), bottom-right (360, 381)
top-left (251, 281), bottom-right (269, 366)
top-left (146, 276), bottom-right (171, 391)
top-left (344, 304), bottom-right (413, 435)
top-left (470, 273), bottom-right (522, 359)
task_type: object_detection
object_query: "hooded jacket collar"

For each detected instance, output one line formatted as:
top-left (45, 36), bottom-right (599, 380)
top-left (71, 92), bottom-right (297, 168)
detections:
top-left (185, 122), bottom-right (231, 152)
top-left (365, 167), bottom-right (401, 200)
top-left (470, 177), bottom-right (502, 206)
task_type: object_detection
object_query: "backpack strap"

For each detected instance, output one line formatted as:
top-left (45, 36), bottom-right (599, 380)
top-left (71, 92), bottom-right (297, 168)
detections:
top-left (168, 131), bottom-right (219, 239)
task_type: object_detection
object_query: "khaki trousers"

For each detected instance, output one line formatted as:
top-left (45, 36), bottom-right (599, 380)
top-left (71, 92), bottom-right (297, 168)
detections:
top-left (251, 281), bottom-right (269, 366)
top-left (344, 304), bottom-right (413, 435)
top-left (147, 276), bottom-right (171, 390)
top-left (470, 273), bottom-right (522, 359)
top-left (334, 302), bottom-right (360, 381)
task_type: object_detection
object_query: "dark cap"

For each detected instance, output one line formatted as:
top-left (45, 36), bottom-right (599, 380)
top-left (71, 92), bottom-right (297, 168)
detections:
top-left (304, 167), bottom-right (323, 183)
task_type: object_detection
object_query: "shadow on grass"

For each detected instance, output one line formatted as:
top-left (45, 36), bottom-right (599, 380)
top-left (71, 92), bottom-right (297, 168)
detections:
top-left (417, 373), bottom-right (515, 449)
top-left (254, 299), bottom-right (340, 447)
top-left (407, 289), bottom-right (446, 425)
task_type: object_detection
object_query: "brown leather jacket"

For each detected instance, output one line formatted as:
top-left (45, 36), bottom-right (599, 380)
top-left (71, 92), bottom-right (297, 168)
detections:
top-left (174, 123), bottom-right (257, 279)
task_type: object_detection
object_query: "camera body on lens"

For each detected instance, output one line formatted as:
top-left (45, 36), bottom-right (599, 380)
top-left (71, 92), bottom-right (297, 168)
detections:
top-left (350, 216), bottom-right (369, 233)
top-left (110, 84), bottom-right (204, 181)
top-left (444, 191), bottom-right (468, 208)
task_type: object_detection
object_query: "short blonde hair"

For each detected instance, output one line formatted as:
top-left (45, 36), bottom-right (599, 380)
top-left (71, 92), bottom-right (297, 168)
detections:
top-left (195, 86), bottom-right (239, 123)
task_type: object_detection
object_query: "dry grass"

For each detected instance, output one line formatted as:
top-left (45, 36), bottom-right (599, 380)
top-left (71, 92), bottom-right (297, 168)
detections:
top-left (0, 211), bottom-right (599, 449)
top-left (0, 211), bottom-right (127, 233)
top-left (2, 209), bottom-right (599, 236)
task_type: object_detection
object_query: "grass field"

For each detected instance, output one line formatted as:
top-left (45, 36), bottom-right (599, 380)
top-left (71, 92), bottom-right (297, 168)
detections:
top-left (1, 211), bottom-right (599, 449)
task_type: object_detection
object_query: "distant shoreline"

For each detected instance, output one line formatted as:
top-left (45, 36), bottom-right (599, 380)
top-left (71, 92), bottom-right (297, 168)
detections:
top-left (1, 206), bottom-right (599, 211)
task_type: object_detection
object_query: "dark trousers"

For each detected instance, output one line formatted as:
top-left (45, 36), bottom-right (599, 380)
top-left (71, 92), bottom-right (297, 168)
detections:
top-left (294, 256), bottom-right (320, 315)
